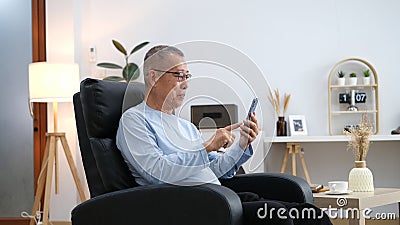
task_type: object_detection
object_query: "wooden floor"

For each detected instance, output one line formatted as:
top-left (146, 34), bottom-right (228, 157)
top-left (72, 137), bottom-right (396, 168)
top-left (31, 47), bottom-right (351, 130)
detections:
top-left (0, 218), bottom-right (29, 225)
top-left (0, 219), bottom-right (71, 225)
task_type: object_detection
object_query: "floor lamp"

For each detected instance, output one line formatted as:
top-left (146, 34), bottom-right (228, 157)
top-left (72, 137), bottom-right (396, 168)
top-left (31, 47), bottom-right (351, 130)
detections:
top-left (29, 62), bottom-right (86, 225)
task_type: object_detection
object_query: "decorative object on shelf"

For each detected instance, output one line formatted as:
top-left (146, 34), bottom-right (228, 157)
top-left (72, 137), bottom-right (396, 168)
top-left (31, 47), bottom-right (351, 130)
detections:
top-left (276, 116), bottom-right (287, 136)
top-left (392, 126), bottom-right (400, 135)
top-left (268, 89), bottom-right (291, 136)
top-left (328, 57), bottom-right (379, 135)
top-left (363, 69), bottom-right (371, 85)
top-left (348, 72), bottom-right (358, 85)
top-left (347, 89), bottom-right (359, 111)
top-left (346, 114), bottom-right (374, 192)
top-left (97, 40), bottom-right (149, 82)
top-left (288, 115), bottom-right (308, 136)
top-left (337, 70), bottom-right (346, 85)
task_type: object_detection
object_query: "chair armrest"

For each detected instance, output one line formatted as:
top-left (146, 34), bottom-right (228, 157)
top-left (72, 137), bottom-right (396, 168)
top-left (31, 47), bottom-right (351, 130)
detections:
top-left (72, 183), bottom-right (243, 225)
top-left (220, 173), bottom-right (313, 204)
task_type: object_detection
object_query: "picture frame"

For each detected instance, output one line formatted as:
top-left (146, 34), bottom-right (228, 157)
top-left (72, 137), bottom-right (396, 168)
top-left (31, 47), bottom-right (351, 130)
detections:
top-left (288, 115), bottom-right (308, 136)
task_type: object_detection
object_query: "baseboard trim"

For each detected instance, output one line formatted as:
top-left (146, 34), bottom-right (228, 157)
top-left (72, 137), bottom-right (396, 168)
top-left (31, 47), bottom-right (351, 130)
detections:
top-left (51, 222), bottom-right (71, 225)
top-left (0, 219), bottom-right (71, 225)
top-left (0, 218), bottom-right (30, 225)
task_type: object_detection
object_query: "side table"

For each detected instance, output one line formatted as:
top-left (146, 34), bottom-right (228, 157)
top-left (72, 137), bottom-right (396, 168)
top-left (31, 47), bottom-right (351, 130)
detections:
top-left (313, 188), bottom-right (400, 225)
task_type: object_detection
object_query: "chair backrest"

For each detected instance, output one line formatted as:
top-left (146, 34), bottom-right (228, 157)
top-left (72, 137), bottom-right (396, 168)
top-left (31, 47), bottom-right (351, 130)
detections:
top-left (73, 78), bottom-right (145, 197)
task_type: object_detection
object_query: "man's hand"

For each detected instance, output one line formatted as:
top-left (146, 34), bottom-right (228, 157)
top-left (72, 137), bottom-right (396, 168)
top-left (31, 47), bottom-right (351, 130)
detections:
top-left (203, 123), bottom-right (241, 153)
top-left (238, 112), bottom-right (259, 150)
top-left (203, 112), bottom-right (259, 152)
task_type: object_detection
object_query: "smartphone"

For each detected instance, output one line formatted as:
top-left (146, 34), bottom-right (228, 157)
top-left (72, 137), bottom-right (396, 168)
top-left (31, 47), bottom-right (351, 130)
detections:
top-left (247, 97), bottom-right (258, 121)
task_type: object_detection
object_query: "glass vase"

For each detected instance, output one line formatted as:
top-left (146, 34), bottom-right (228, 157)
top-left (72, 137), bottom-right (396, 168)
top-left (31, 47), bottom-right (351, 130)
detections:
top-left (348, 161), bottom-right (374, 192)
top-left (276, 116), bottom-right (287, 136)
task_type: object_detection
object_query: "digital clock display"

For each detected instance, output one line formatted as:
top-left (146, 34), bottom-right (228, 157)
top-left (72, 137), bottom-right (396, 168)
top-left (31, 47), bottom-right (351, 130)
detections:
top-left (339, 93), bottom-right (350, 103)
top-left (339, 93), bottom-right (367, 103)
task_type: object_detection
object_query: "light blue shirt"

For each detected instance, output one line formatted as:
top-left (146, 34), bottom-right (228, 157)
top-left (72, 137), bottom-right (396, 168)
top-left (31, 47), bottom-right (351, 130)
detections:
top-left (116, 102), bottom-right (253, 186)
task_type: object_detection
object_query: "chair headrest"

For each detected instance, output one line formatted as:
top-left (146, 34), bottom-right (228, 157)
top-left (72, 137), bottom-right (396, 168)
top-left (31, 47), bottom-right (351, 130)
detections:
top-left (80, 78), bottom-right (145, 139)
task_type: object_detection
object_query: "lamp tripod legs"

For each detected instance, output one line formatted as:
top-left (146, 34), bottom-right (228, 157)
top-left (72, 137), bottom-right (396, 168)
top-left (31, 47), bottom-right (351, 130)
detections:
top-left (42, 136), bottom-right (56, 225)
top-left (30, 136), bottom-right (51, 225)
top-left (59, 136), bottom-right (86, 201)
top-left (30, 133), bottom-right (86, 225)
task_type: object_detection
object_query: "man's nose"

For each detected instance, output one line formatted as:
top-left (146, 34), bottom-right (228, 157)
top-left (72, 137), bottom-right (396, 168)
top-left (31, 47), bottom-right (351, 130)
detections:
top-left (180, 80), bottom-right (188, 89)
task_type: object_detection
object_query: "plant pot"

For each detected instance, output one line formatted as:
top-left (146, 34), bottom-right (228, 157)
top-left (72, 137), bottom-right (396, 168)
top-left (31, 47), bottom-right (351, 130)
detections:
top-left (337, 77), bottom-right (345, 85)
top-left (363, 77), bottom-right (371, 85)
top-left (348, 161), bottom-right (374, 192)
top-left (348, 77), bottom-right (358, 85)
top-left (276, 116), bottom-right (287, 136)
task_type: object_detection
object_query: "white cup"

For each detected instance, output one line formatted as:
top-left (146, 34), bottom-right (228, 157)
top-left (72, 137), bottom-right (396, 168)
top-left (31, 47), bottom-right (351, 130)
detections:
top-left (328, 181), bottom-right (348, 193)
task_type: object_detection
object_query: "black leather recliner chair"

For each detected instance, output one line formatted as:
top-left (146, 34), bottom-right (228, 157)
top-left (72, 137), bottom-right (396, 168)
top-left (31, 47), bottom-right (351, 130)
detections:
top-left (71, 78), bottom-right (313, 225)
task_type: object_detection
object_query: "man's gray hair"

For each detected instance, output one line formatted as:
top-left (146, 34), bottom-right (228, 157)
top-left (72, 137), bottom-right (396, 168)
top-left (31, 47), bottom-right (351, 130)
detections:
top-left (143, 45), bottom-right (184, 79)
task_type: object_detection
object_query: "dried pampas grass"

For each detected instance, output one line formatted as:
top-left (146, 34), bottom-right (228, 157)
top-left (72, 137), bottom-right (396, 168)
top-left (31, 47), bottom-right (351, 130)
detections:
top-left (345, 114), bottom-right (373, 161)
top-left (268, 88), bottom-right (291, 117)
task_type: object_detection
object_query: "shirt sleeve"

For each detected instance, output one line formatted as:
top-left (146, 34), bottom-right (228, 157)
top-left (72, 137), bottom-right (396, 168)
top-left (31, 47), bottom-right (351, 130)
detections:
top-left (208, 143), bottom-right (253, 179)
top-left (116, 111), bottom-right (210, 185)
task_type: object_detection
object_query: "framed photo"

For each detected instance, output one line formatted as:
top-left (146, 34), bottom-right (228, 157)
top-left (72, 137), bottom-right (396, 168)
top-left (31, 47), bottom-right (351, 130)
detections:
top-left (288, 115), bottom-right (308, 136)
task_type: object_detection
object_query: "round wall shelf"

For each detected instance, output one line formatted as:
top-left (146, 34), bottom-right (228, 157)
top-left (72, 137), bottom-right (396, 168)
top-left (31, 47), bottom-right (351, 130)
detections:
top-left (328, 58), bottom-right (379, 135)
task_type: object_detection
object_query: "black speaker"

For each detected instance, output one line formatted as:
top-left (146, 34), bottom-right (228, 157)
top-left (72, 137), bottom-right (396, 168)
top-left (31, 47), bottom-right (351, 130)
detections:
top-left (191, 104), bottom-right (238, 129)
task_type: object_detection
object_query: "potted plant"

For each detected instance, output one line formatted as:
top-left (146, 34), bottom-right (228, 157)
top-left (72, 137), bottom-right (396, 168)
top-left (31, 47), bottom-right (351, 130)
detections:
top-left (97, 40), bottom-right (149, 82)
top-left (337, 70), bottom-right (346, 85)
top-left (363, 69), bottom-right (371, 85)
top-left (348, 72), bottom-right (357, 85)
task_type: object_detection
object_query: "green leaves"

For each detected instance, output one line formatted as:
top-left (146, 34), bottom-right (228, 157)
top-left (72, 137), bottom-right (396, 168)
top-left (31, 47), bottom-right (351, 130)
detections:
top-left (103, 76), bottom-right (124, 81)
top-left (130, 41), bottom-right (150, 56)
top-left (363, 69), bottom-right (370, 77)
top-left (112, 40), bottom-right (127, 56)
top-left (97, 39), bottom-right (150, 82)
top-left (349, 72), bottom-right (357, 78)
top-left (338, 70), bottom-right (345, 78)
top-left (97, 62), bottom-right (123, 69)
top-left (123, 63), bottom-right (139, 81)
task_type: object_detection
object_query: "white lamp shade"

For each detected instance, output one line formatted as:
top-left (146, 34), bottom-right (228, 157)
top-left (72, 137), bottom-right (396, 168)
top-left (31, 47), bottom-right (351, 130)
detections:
top-left (29, 62), bottom-right (79, 102)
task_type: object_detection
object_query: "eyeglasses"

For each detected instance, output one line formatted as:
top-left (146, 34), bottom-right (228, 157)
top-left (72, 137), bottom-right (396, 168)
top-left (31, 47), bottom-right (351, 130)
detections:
top-left (153, 69), bottom-right (192, 82)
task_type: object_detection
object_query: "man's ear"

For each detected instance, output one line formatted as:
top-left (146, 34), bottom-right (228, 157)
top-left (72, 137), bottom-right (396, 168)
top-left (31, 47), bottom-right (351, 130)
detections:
top-left (148, 70), bottom-right (157, 87)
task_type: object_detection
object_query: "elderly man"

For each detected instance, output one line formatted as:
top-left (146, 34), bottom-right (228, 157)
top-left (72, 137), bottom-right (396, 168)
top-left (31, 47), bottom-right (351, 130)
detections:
top-left (116, 45), bottom-right (332, 225)
top-left (116, 45), bottom-right (256, 186)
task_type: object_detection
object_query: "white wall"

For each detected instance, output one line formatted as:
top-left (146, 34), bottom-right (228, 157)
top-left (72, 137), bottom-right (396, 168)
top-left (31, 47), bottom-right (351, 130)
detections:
top-left (46, 0), bottom-right (400, 220)
top-left (76, 0), bottom-right (400, 134)
top-left (46, 0), bottom-right (87, 221)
